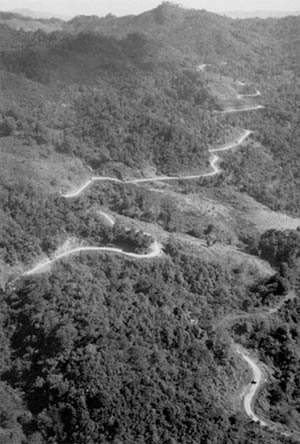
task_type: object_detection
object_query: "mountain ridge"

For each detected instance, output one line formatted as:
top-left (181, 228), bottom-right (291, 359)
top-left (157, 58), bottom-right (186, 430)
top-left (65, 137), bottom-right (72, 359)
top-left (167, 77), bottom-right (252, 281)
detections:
top-left (223, 9), bottom-right (300, 19)
top-left (0, 3), bottom-right (299, 35)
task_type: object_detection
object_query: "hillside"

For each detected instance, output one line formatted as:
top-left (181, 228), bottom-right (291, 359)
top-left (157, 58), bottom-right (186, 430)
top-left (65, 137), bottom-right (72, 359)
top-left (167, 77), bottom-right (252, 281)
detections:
top-left (0, 3), bottom-right (300, 444)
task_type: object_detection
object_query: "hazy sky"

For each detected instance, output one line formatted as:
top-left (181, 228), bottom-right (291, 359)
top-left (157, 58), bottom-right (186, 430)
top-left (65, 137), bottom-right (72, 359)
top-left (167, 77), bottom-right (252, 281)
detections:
top-left (0, 0), bottom-right (299, 17)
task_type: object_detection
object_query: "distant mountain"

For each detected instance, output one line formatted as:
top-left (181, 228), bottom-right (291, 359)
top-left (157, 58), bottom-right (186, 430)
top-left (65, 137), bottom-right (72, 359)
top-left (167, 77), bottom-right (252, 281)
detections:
top-left (64, 4), bottom-right (256, 65)
top-left (223, 10), bottom-right (300, 19)
top-left (1, 3), bottom-right (299, 74)
top-left (0, 11), bottom-right (64, 32)
top-left (62, 3), bottom-right (300, 72)
top-left (12, 8), bottom-right (70, 20)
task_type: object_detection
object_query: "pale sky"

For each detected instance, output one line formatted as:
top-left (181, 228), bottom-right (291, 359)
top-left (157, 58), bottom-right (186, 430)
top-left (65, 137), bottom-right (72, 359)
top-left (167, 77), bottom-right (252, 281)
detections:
top-left (0, 0), bottom-right (299, 18)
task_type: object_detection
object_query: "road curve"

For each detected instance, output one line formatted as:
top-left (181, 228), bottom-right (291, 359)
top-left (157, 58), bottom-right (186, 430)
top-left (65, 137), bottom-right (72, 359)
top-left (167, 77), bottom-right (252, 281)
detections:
top-left (210, 130), bottom-right (252, 152)
top-left (237, 90), bottom-right (261, 100)
top-left (62, 130), bottom-right (252, 198)
top-left (23, 240), bottom-right (162, 277)
top-left (236, 346), bottom-right (267, 427)
top-left (63, 177), bottom-right (122, 199)
top-left (216, 104), bottom-right (265, 114)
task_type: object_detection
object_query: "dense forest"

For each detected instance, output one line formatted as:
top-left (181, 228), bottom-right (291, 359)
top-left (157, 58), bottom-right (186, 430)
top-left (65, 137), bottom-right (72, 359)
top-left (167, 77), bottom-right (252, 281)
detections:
top-left (0, 241), bottom-right (291, 444)
top-left (0, 3), bottom-right (300, 443)
top-left (0, 182), bottom-right (155, 267)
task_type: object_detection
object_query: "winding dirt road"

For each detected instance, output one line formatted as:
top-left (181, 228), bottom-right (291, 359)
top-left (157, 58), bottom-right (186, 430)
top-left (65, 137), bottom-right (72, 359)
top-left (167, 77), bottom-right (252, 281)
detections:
top-left (63, 177), bottom-right (122, 199)
top-left (21, 73), bottom-right (286, 434)
top-left (217, 104), bottom-right (265, 114)
top-left (237, 90), bottom-right (261, 100)
top-left (23, 240), bottom-right (163, 277)
top-left (223, 85), bottom-right (263, 112)
top-left (236, 346), bottom-right (267, 427)
top-left (26, 130), bottom-right (251, 276)
top-left (63, 130), bottom-right (252, 198)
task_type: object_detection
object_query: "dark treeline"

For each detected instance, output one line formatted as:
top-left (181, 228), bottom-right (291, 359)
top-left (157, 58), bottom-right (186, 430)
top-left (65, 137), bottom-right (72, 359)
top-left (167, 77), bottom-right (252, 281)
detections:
top-left (257, 229), bottom-right (300, 269)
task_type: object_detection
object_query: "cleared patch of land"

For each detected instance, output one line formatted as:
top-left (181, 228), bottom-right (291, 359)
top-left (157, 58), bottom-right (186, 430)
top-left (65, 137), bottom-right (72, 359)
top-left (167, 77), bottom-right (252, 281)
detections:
top-left (0, 138), bottom-right (89, 194)
top-left (115, 213), bottom-right (275, 281)
top-left (232, 192), bottom-right (300, 232)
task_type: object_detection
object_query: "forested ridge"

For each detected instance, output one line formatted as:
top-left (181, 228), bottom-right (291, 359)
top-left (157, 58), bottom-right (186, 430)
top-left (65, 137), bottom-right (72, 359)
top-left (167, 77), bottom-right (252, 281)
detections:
top-left (0, 3), bottom-right (300, 443)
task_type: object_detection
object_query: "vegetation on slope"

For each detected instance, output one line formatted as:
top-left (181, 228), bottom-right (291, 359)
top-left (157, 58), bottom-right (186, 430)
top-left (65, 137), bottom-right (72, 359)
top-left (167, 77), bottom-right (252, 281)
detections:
top-left (0, 3), bottom-right (300, 443)
top-left (0, 246), bottom-right (285, 444)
